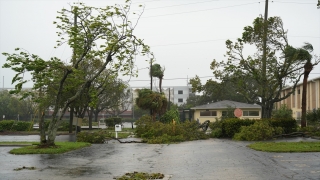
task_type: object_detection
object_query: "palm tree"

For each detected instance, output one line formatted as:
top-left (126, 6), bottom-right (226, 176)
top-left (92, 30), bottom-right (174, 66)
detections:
top-left (299, 43), bottom-right (313, 127)
top-left (150, 64), bottom-right (165, 93)
top-left (285, 43), bottom-right (314, 127)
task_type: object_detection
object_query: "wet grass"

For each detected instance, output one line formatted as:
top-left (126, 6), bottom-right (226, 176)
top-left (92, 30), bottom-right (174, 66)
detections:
top-left (0, 141), bottom-right (34, 145)
top-left (248, 141), bottom-right (320, 152)
top-left (9, 142), bottom-right (91, 155)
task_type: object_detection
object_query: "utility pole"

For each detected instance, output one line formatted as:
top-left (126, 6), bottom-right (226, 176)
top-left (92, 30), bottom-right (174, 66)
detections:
top-left (262, 0), bottom-right (268, 118)
top-left (150, 60), bottom-right (153, 116)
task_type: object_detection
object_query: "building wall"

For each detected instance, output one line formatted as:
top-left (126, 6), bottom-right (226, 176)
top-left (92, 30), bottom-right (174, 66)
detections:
top-left (172, 86), bottom-right (192, 106)
top-left (194, 108), bottom-right (261, 124)
top-left (275, 77), bottom-right (320, 120)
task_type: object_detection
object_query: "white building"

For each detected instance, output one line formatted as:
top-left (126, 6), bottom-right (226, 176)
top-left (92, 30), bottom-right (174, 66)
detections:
top-left (131, 86), bottom-right (194, 108)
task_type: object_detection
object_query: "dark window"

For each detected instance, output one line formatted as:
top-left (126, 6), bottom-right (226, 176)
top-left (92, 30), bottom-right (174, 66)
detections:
top-left (298, 89), bottom-right (300, 94)
top-left (222, 111), bottom-right (234, 117)
top-left (243, 111), bottom-right (259, 116)
top-left (178, 98), bottom-right (183, 102)
top-left (178, 90), bottom-right (183, 94)
top-left (200, 111), bottom-right (217, 116)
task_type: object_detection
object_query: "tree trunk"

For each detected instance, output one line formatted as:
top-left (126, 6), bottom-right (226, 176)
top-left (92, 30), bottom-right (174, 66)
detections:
top-left (47, 117), bottom-right (60, 146)
top-left (159, 77), bottom-right (163, 93)
top-left (261, 102), bottom-right (273, 119)
top-left (301, 62), bottom-right (313, 127)
top-left (94, 109), bottom-right (99, 122)
top-left (39, 111), bottom-right (47, 145)
top-left (69, 107), bottom-right (74, 133)
top-left (88, 109), bottom-right (93, 130)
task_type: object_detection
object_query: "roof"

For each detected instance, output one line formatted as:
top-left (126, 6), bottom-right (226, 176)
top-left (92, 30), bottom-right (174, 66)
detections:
top-left (282, 75), bottom-right (320, 90)
top-left (190, 100), bottom-right (261, 110)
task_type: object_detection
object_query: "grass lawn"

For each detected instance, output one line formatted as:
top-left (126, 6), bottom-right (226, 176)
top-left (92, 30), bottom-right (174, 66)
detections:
top-left (8, 142), bottom-right (91, 155)
top-left (248, 141), bottom-right (320, 152)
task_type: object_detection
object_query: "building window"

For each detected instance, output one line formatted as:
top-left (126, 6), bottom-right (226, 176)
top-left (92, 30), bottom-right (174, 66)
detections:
top-left (222, 111), bottom-right (235, 117)
top-left (200, 110), bottom-right (217, 116)
top-left (178, 98), bottom-right (183, 102)
top-left (243, 111), bottom-right (259, 116)
top-left (298, 89), bottom-right (300, 94)
top-left (178, 90), bottom-right (183, 94)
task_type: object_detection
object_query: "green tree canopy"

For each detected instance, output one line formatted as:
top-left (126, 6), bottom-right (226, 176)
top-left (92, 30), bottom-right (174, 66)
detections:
top-left (207, 16), bottom-right (319, 118)
top-left (135, 88), bottom-right (167, 120)
top-left (2, 1), bottom-right (151, 146)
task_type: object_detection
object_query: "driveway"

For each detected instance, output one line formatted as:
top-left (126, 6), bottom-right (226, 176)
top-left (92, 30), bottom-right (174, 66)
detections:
top-left (0, 137), bottom-right (320, 180)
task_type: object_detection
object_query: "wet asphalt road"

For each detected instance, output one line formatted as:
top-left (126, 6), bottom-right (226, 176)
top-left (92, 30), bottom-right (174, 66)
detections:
top-left (0, 136), bottom-right (320, 180)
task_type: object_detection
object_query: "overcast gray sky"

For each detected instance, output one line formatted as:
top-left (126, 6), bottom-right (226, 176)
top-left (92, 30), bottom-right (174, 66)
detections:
top-left (0, 0), bottom-right (319, 89)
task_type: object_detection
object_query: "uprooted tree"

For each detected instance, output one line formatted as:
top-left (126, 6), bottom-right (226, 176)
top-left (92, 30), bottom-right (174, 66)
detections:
top-left (192, 16), bottom-right (319, 118)
top-left (2, 1), bottom-right (151, 146)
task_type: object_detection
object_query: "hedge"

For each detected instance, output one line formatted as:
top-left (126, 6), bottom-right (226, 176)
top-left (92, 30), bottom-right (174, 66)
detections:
top-left (0, 120), bottom-right (33, 131)
top-left (220, 118), bottom-right (297, 138)
top-left (221, 118), bottom-right (255, 138)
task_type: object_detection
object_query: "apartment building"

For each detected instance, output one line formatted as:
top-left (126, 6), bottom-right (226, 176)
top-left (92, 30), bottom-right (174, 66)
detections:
top-left (131, 86), bottom-right (193, 108)
top-left (275, 76), bottom-right (320, 119)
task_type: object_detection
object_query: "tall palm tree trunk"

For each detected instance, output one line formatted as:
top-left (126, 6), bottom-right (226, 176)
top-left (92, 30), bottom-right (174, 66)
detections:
top-left (301, 62), bottom-right (313, 127)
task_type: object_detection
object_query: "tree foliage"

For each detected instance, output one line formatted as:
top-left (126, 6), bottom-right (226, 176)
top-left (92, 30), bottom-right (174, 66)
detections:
top-left (150, 63), bottom-right (165, 93)
top-left (207, 16), bottom-right (319, 118)
top-left (189, 76), bottom-right (248, 104)
top-left (2, 1), bottom-right (151, 146)
top-left (135, 88), bottom-right (167, 120)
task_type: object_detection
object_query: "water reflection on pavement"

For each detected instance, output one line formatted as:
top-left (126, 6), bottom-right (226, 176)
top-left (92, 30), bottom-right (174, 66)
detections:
top-left (0, 137), bottom-right (320, 180)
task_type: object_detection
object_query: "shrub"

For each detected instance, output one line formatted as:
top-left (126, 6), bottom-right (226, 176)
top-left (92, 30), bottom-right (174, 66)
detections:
top-left (233, 121), bottom-right (283, 141)
top-left (135, 116), bottom-right (209, 143)
top-left (210, 128), bottom-right (223, 138)
top-left (105, 117), bottom-right (122, 128)
top-left (272, 104), bottom-right (293, 119)
top-left (268, 118), bottom-right (297, 134)
top-left (76, 131), bottom-right (107, 143)
top-left (11, 121), bottom-right (33, 131)
top-left (0, 120), bottom-right (15, 131)
top-left (0, 120), bottom-right (33, 131)
top-left (306, 108), bottom-right (320, 124)
top-left (208, 119), bottom-right (223, 138)
top-left (221, 118), bottom-right (255, 138)
top-left (159, 109), bottom-right (180, 124)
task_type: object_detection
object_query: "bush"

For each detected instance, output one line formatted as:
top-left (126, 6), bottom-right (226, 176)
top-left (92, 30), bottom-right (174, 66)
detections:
top-left (159, 109), bottom-right (180, 124)
top-left (105, 117), bottom-right (122, 128)
top-left (221, 118), bottom-right (255, 138)
top-left (233, 121), bottom-right (283, 141)
top-left (76, 131), bottom-right (107, 143)
top-left (135, 116), bottom-right (209, 143)
top-left (306, 108), bottom-right (320, 124)
top-left (11, 121), bottom-right (33, 131)
top-left (272, 104), bottom-right (293, 119)
top-left (0, 120), bottom-right (33, 131)
top-left (210, 128), bottom-right (223, 138)
top-left (208, 119), bottom-right (223, 138)
top-left (0, 120), bottom-right (15, 131)
top-left (268, 118), bottom-right (297, 134)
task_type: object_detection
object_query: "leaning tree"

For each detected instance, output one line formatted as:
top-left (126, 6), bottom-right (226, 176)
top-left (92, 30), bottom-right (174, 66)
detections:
top-left (205, 16), bottom-right (319, 118)
top-left (2, 1), bottom-right (151, 146)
